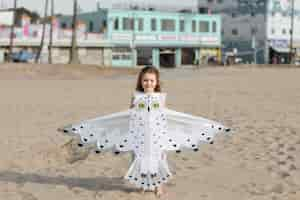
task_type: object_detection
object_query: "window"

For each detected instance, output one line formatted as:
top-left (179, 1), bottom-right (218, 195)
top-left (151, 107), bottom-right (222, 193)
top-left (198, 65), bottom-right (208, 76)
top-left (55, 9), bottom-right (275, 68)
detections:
top-left (207, 0), bottom-right (213, 3)
top-left (217, 0), bottom-right (223, 3)
top-left (212, 21), bottom-right (217, 32)
top-left (89, 21), bottom-right (94, 32)
top-left (100, 20), bottom-right (107, 33)
top-left (123, 17), bottom-right (134, 30)
top-left (180, 20), bottom-right (185, 32)
top-left (61, 22), bottom-right (67, 29)
top-left (282, 12), bottom-right (287, 17)
top-left (103, 20), bottom-right (107, 28)
top-left (161, 19), bottom-right (175, 31)
top-left (192, 20), bottom-right (196, 32)
top-left (199, 21), bottom-right (209, 32)
top-left (271, 28), bottom-right (275, 34)
top-left (112, 48), bottom-right (132, 60)
top-left (232, 28), bottom-right (238, 35)
top-left (114, 18), bottom-right (119, 30)
top-left (151, 18), bottom-right (156, 31)
top-left (112, 47), bottom-right (131, 53)
top-left (112, 55), bottom-right (121, 60)
top-left (282, 28), bottom-right (286, 35)
top-left (138, 18), bottom-right (143, 31)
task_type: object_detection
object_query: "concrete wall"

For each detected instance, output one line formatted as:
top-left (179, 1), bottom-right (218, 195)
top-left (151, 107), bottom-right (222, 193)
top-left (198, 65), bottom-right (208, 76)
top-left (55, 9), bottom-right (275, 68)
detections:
top-left (51, 47), bottom-right (69, 64)
top-left (48, 47), bottom-right (105, 65)
top-left (78, 48), bottom-right (104, 65)
top-left (103, 48), bottom-right (112, 67)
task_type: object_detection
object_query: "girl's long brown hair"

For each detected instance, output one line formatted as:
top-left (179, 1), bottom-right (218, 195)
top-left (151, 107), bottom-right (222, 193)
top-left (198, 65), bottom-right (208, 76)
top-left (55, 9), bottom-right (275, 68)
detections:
top-left (136, 66), bottom-right (161, 92)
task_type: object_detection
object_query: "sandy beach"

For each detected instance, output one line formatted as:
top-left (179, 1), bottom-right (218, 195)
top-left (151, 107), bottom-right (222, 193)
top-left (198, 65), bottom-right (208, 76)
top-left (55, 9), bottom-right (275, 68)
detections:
top-left (0, 64), bottom-right (299, 200)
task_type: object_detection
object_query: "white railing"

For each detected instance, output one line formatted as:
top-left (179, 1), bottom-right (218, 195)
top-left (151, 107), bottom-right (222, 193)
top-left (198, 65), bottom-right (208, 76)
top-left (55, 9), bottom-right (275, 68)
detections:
top-left (0, 26), bottom-right (106, 45)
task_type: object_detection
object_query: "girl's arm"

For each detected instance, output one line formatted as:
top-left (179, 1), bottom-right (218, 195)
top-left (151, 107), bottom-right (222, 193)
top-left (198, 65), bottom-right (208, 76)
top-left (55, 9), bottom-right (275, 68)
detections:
top-left (129, 95), bottom-right (134, 108)
top-left (161, 93), bottom-right (166, 107)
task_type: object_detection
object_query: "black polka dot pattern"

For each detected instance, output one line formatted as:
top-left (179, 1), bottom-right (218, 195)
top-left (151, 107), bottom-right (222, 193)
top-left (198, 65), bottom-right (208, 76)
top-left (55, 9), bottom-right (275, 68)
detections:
top-left (59, 92), bottom-right (230, 191)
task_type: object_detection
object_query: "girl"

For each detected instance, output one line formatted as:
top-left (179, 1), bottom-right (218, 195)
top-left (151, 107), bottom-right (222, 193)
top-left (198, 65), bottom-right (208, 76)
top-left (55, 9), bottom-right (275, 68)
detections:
top-left (59, 66), bottom-right (230, 197)
top-left (130, 66), bottom-right (166, 196)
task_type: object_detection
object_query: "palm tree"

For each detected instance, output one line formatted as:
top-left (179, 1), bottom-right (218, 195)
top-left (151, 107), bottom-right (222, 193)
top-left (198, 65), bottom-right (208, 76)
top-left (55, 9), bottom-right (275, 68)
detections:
top-left (48, 0), bottom-right (54, 64)
top-left (8, 0), bottom-right (17, 62)
top-left (69, 0), bottom-right (80, 64)
top-left (35, 0), bottom-right (49, 63)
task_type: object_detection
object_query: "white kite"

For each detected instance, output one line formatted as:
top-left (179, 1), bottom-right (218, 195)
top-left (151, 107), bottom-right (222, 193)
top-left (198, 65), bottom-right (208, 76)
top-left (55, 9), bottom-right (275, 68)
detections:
top-left (59, 92), bottom-right (231, 191)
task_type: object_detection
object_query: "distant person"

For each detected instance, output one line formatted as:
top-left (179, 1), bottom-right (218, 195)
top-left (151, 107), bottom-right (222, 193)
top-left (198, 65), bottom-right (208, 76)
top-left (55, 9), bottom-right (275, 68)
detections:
top-left (4, 50), bottom-right (9, 62)
top-left (272, 56), bottom-right (278, 64)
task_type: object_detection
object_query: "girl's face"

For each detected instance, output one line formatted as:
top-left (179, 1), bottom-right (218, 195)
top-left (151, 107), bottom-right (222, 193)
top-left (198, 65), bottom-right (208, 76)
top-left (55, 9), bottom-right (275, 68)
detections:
top-left (141, 72), bottom-right (157, 93)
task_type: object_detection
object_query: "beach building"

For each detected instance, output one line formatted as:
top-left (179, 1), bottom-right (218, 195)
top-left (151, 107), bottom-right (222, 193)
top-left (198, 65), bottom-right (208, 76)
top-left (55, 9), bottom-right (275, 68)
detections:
top-left (266, 0), bottom-right (300, 64)
top-left (197, 0), bottom-right (300, 64)
top-left (58, 8), bottom-right (222, 67)
top-left (197, 0), bottom-right (267, 64)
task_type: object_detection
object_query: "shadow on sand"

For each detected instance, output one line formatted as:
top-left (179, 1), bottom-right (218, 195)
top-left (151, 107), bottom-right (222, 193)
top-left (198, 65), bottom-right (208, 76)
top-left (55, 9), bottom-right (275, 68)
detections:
top-left (0, 170), bottom-right (137, 193)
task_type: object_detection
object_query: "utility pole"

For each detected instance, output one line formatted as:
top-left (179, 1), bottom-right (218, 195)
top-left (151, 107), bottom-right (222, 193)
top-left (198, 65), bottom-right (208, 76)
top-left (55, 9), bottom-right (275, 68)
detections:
top-left (69, 0), bottom-right (80, 64)
top-left (131, 12), bottom-right (135, 67)
top-left (8, 0), bottom-right (17, 62)
top-left (48, 0), bottom-right (54, 64)
top-left (252, 27), bottom-right (257, 64)
top-left (197, 0), bottom-right (202, 68)
top-left (35, 0), bottom-right (49, 63)
top-left (289, 0), bottom-right (295, 64)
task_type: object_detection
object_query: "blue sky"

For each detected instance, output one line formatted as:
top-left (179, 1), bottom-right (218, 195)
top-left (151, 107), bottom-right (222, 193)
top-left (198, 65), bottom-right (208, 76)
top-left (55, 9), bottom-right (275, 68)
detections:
top-left (1, 0), bottom-right (196, 15)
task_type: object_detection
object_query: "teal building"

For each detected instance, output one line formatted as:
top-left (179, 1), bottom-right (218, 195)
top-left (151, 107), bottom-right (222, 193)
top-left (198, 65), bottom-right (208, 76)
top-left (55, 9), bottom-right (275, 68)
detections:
top-left (58, 9), bottom-right (222, 68)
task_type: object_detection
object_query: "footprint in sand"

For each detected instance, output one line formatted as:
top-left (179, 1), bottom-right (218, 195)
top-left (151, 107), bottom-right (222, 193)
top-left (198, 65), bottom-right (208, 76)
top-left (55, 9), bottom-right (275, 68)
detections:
top-left (266, 136), bottom-right (298, 180)
top-left (19, 191), bottom-right (38, 200)
top-left (60, 138), bottom-right (91, 164)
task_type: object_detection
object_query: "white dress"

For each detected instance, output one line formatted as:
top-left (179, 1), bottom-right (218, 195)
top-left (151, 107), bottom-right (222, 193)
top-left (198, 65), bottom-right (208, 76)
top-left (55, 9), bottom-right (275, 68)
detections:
top-left (59, 92), bottom-right (231, 191)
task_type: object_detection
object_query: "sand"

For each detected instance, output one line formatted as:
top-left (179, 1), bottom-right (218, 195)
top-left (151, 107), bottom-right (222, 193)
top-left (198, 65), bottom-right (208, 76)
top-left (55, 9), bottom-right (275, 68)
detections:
top-left (0, 64), bottom-right (299, 200)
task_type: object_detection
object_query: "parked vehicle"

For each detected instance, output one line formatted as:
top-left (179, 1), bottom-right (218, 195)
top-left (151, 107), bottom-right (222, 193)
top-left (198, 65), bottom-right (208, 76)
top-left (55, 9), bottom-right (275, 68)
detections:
top-left (11, 50), bottom-right (35, 63)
